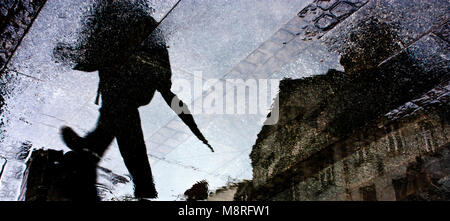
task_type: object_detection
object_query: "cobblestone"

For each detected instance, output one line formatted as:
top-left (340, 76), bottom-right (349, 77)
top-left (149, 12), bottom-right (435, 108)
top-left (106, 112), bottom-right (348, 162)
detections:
top-left (0, 0), bottom-right (47, 71)
top-left (158, 127), bottom-right (177, 137)
top-left (315, 13), bottom-right (339, 31)
top-left (172, 132), bottom-right (190, 142)
top-left (316, 0), bottom-right (339, 10)
top-left (293, 0), bottom-right (365, 40)
top-left (274, 41), bottom-right (302, 62)
top-left (165, 138), bottom-right (183, 148)
top-left (223, 0), bottom-right (366, 83)
top-left (298, 25), bottom-right (323, 41)
top-left (271, 29), bottom-right (295, 44)
top-left (234, 61), bottom-right (257, 77)
top-left (166, 119), bottom-right (189, 132)
top-left (149, 132), bottom-right (168, 144)
top-left (157, 145), bottom-right (174, 155)
top-left (254, 57), bottom-right (283, 78)
top-left (246, 50), bottom-right (270, 65)
top-left (345, 0), bottom-right (369, 8)
top-left (258, 40), bottom-right (284, 55)
top-left (284, 17), bottom-right (308, 36)
top-left (330, 1), bottom-right (357, 19)
top-left (298, 4), bottom-right (324, 23)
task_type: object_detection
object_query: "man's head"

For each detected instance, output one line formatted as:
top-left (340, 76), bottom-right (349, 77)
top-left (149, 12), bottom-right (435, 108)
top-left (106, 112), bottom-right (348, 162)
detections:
top-left (54, 0), bottom-right (158, 71)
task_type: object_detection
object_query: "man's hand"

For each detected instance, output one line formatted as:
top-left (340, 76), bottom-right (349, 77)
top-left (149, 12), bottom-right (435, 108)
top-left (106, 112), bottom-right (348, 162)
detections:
top-left (160, 88), bottom-right (214, 152)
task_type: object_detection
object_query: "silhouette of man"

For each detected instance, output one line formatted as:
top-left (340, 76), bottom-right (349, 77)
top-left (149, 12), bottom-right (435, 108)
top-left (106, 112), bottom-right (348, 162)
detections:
top-left (54, 0), bottom-right (213, 199)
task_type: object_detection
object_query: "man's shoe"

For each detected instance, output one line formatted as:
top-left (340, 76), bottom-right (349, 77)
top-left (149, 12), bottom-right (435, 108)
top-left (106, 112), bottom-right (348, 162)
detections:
top-left (61, 126), bottom-right (85, 152)
top-left (134, 183), bottom-right (158, 199)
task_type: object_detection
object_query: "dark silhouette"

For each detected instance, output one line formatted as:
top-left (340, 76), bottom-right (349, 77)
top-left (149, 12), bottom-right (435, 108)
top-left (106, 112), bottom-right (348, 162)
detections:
top-left (54, 0), bottom-right (213, 200)
top-left (23, 149), bottom-right (99, 201)
top-left (184, 180), bottom-right (209, 201)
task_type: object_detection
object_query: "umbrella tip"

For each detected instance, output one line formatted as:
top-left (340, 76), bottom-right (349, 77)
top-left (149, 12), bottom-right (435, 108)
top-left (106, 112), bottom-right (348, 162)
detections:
top-left (207, 144), bottom-right (214, 152)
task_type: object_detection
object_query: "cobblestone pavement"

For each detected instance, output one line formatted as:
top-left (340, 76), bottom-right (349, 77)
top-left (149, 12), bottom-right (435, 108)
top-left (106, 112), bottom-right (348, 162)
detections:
top-left (0, 0), bottom-right (448, 201)
top-left (0, 0), bottom-right (47, 71)
top-left (0, 0), bottom-right (311, 201)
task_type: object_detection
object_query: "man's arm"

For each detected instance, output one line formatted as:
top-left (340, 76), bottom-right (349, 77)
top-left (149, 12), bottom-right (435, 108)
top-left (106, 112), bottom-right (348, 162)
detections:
top-left (159, 88), bottom-right (214, 152)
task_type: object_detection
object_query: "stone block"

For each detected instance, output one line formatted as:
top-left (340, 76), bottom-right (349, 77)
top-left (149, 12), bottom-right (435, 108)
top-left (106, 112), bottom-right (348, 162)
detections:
top-left (315, 13), bottom-right (339, 31)
top-left (274, 43), bottom-right (300, 63)
top-left (283, 16), bottom-right (309, 35)
top-left (158, 127), bottom-right (177, 137)
top-left (330, 1), bottom-right (356, 19)
top-left (164, 138), bottom-right (183, 148)
top-left (246, 50), bottom-right (270, 65)
top-left (254, 57), bottom-right (283, 78)
top-left (223, 68), bottom-right (247, 80)
top-left (298, 3), bottom-right (324, 23)
top-left (296, 24), bottom-right (324, 41)
top-left (172, 132), bottom-right (191, 142)
top-left (316, 0), bottom-right (340, 10)
top-left (166, 119), bottom-right (189, 132)
top-left (271, 29), bottom-right (295, 45)
top-left (345, 0), bottom-right (369, 8)
top-left (156, 145), bottom-right (174, 155)
top-left (234, 61), bottom-right (257, 78)
top-left (149, 132), bottom-right (168, 144)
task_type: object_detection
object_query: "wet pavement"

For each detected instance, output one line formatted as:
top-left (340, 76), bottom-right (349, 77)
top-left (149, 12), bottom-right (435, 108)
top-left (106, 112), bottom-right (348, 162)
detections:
top-left (0, 0), bottom-right (313, 200)
top-left (1, 0), bottom-right (447, 201)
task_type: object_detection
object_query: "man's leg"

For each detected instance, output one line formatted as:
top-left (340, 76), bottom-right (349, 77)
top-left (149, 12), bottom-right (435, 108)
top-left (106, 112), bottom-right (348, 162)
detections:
top-left (115, 108), bottom-right (157, 198)
top-left (83, 108), bottom-right (117, 156)
top-left (61, 107), bottom-right (115, 157)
